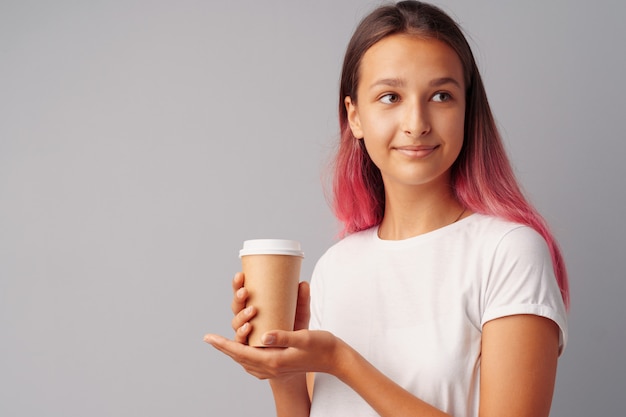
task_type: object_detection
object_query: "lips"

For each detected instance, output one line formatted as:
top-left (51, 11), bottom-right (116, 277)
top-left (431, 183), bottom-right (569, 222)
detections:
top-left (393, 144), bottom-right (439, 158)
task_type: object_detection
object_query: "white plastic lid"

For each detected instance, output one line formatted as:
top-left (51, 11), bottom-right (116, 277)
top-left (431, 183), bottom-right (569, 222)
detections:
top-left (239, 239), bottom-right (304, 258)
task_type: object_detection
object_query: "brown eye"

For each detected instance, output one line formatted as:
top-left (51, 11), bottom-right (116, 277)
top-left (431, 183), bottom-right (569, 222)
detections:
top-left (379, 93), bottom-right (400, 104)
top-left (432, 92), bottom-right (451, 102)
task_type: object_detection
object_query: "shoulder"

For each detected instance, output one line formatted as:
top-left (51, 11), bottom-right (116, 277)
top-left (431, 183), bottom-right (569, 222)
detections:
top-left (463, 213), bottom-right (526, 235)
top-left (481, 216), bottom-right (550, 263)
top-left (318, 226), bottom-right (378, 261)
top-left (463, 214), bottom-right (548, 254)
top-left (458, 214), bottom-right (554, 282)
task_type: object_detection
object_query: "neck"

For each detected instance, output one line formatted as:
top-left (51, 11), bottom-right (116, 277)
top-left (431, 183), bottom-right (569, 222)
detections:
top-left (377, 179), bottom-right (467, 240)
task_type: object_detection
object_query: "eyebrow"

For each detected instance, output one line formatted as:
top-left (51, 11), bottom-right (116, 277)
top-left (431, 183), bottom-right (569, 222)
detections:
top-left (369, 77), bottom-right (462, 89)
top-left (429, 77), bottom-right (462, 88)
top-left (369, 78), bottom-right (405, 90)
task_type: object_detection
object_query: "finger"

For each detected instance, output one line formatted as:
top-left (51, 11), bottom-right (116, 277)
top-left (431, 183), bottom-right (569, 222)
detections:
top-left (205, 333), bottom-right (251, 367)
top-left (234, 321), bottom-right (252, 344)
top-left (230, 272), bottom-right (247, 315)
top-left (205, 334), bottom-right (268, 370)
top-left (261, 329), bottom-right (310, 348)
top-left (205, 333), bottom-right (250, 357)
top-left (205, 333), bottom-right (279, 380)
top-left (294, 281), bottom-right (311, 331)
top-left (231, 271), bottom-right (245, 293)
top-left (298, 281), bottom-right (310, 305)
top-left (204, 333), bottom-right (233, 350)
top-left (203, 333), bottom-right (223, 345)
top-left (231, 305), bottom-right (256, 332)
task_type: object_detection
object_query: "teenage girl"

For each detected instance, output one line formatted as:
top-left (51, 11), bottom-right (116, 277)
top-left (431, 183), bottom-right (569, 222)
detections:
top-left (205, 2), bottom-right (569, 416)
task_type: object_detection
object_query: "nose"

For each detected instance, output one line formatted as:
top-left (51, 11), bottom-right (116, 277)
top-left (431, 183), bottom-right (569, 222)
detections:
top-left (402, 100), bottom-right (430, 138)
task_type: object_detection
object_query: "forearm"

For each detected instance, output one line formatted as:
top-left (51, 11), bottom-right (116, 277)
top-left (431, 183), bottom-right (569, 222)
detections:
top-left (333, 339), bottom-right (452, 417)
top-left (269, 374), bottom-right (310, 417)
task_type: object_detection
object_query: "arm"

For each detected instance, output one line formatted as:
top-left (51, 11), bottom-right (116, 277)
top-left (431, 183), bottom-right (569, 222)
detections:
top-left (268, 280), bottom-right (314, 417)
top-left (480, 314), bottom-right (560, 417)
top-left (269, 376), bottom-right (311, 416)
top-left (271, 372), bottom-right (313, 414)
top-left (331, 337), bottom-right (452, 417)
top-left (208, 272), bottom-right (312, 417)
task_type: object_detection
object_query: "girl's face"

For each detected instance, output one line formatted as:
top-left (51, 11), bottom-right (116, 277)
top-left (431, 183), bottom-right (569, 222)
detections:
top-left (345, 34), bottom-right (466, 193)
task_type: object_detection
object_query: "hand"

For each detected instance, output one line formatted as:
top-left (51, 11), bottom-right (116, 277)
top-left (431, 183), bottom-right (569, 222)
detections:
top-left (207, 272), bottom-right (324, 381)
top-left (204, 329), bottom-right (342, 382)
top-left (230, 272), bottom-right (311, 344)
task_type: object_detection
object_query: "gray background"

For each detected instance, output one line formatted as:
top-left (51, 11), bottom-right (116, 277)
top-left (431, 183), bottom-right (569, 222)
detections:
top-left (1, 0), bottom-right (624, 416)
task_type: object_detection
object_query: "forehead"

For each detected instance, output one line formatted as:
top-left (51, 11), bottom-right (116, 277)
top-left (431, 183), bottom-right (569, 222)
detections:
top-left (358, 34), bottom-right (465, 89)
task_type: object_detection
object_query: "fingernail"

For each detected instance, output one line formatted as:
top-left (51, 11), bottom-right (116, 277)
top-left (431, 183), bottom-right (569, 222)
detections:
top-left (262, 334), bottom-right (276, 345)
top-left (236, 288), bottom-right (245, 298)
top-left (244, 306), bottom-right (253, 315)
top-left (241, 323), bottom-right (249, 332)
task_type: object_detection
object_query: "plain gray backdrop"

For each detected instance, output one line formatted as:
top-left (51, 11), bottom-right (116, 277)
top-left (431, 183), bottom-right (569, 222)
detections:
top-left (1, 0), bottom-right (624, 416)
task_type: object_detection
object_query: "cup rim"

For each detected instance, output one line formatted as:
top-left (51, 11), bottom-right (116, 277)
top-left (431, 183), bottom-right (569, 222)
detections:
top-left (239, 239), bottom-right (304, 258)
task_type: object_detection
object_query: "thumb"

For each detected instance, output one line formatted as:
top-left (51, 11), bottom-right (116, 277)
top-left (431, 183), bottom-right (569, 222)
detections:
top-left (261, 329), bottom-right (306, 347)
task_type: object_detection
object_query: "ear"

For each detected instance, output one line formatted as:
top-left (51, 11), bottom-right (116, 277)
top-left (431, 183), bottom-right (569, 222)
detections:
top-left (344, 96), bottom-right (364, 139)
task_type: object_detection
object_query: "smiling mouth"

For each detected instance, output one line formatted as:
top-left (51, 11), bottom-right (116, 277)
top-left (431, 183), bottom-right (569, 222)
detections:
top-left (394, 145), bottom-right (439, 158)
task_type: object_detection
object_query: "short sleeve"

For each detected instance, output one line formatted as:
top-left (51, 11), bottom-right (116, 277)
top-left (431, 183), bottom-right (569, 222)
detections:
top-left (481, 226), bottom-right (568, 354)
top-left (308, 255), bottom-right (326, 332)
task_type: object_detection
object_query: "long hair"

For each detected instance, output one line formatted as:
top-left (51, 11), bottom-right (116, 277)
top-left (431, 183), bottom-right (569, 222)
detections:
top-left (332, 1), bottom-right (570, 308)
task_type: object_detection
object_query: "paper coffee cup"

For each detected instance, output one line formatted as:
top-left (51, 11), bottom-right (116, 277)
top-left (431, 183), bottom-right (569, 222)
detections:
top-left (239, 239), bottom-right (304, 347)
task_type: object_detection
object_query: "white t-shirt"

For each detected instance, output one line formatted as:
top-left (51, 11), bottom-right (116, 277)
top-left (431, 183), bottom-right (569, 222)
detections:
top-left (309, 214), bottom-right (568, 417)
